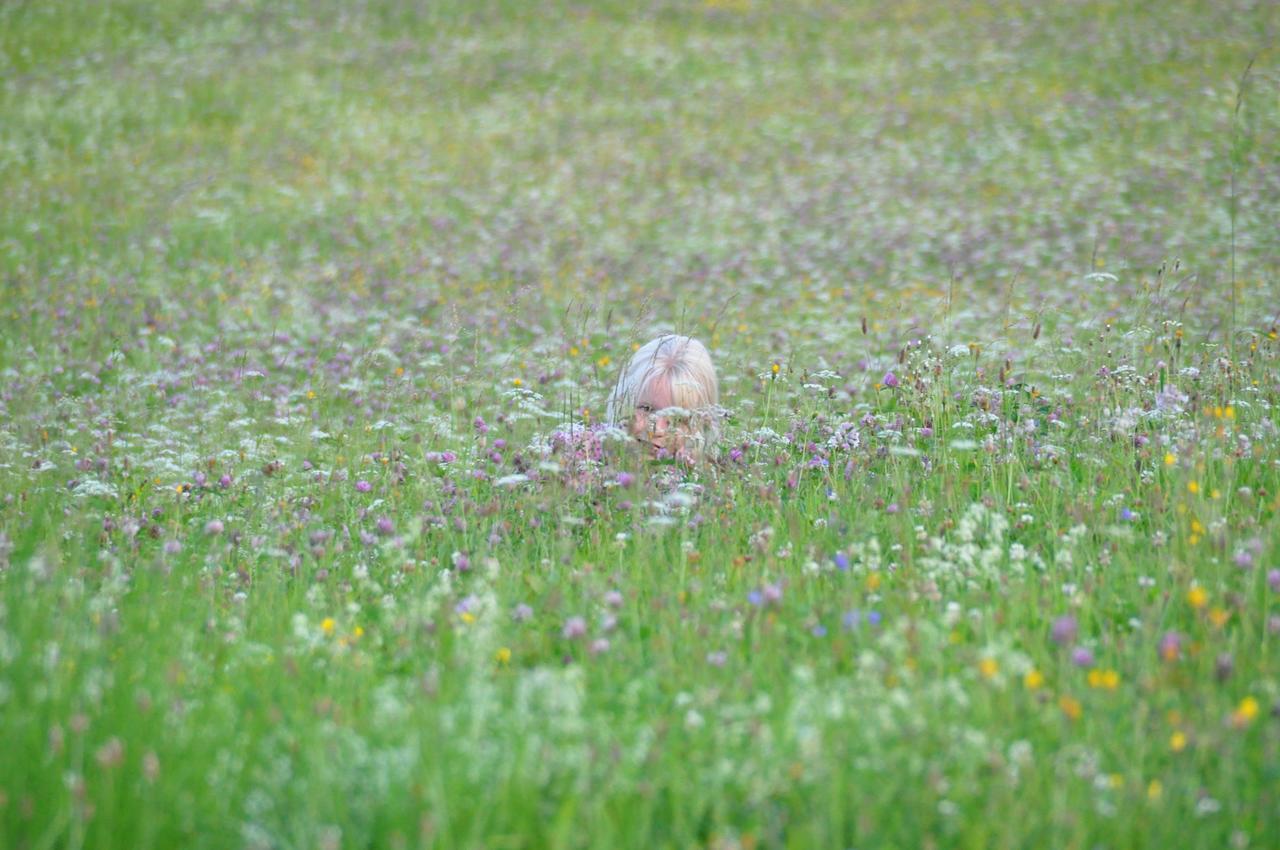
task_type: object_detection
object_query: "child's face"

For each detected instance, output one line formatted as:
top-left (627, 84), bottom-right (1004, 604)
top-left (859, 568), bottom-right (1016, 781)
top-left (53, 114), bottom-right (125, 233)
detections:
top-left (629, 382), bottom-right (690, 458)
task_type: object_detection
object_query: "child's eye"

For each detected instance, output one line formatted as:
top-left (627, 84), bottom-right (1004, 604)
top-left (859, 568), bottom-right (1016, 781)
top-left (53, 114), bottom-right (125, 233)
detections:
top-left (636, 404), bottom-right (653, 413)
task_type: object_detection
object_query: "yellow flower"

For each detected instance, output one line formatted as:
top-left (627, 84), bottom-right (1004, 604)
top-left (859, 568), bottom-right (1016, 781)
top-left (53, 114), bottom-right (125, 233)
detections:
top-left (1147, 779), bottom-right (1163, 801)
top-left (307, 390), bottom-right (317, 400)
top-left (771, 362), bottom-right (781, 375)
top-left (978, 658), bottom-right (999, 680)
top-left (1208, 607), bottom-right (1230, 628)
top-left (1187, 481), bottom-right (1199, 494)
top-left (1186, 586), bottom-right (1208, 609)
top-left (353, 626), bottom-right (364, 639)
top-left (1231, 696), bottom-right (1260, 728)
top-left (321, 617), bottom-right (336, 636)
top-left (865, 572), bottom-right (882, 592)
top-left (1164, 452), bottom-right (1176, 466)
top-left (1059, 695), bottom-right (1082, 721)
top-left (1086, 669), bottom-right (1119, 690)
top-left (495, 647), bottom-right (512, 665)
top-left (1170, 730), bottom-right (1187, 752)
top-left (1024, 669), bottom-right (1044, 690)
top-left (512, 377), bottom-right (523, 387)
top-left (460, 611), bottom-right (477, 625)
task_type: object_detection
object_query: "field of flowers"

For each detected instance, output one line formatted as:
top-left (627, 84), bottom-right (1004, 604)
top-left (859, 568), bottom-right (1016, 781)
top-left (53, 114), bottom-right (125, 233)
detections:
top-left (2, 0), bottom-right (1279, 847)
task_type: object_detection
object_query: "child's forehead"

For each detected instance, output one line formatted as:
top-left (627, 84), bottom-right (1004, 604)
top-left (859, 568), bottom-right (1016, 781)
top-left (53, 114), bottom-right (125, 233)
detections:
top-left (635, 374), bottom-right (673, 405)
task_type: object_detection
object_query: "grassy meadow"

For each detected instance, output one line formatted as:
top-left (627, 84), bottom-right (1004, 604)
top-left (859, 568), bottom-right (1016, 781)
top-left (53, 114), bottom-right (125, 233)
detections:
top-left (3, 0), bottom-right (1280, 847)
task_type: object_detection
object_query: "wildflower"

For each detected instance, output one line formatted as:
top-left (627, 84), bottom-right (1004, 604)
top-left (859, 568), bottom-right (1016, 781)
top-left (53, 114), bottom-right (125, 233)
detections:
top-left (218, 473), bottom-right (232, 488)
top-left (355, 479), bottom-right (372, 493)
top-left (1209, 607), bottom-right (1230, 628)
top-left (204, 519), bottom-right (224, 535)
top-left (1051, 615), bottom-right (1078, 646)
top-left (495, 647), bottom-right (512, 665)
top-left (1164, 452), bottom-right (1176, 466)
top-left (1214, 652), bottom-right (1234, 681)
top-left (882, 371), bottom-right (900, 389)
top-left (1087, 669), bottom-right (1120, 690)
top-left (142, 751), bottom-right (160, 783)
top-left (511, 603), bottom-right (533, 622)
top-left (617, 472), bottom-right (634, 487)
top-left (1170, 730), bottom-right (1187, 752)
top-left (1230, 696), bottom-right (1260, 728)
top-left (706, 650), bottom-right (728, 667)
top-left (1188, 481), bottom-right (1199, 495)
top-left (589, 638), bottom-right (610, 655)
top-left (762, 583), bottom-right (783, 605)
top-left (604, 590), bottom-right (624, 608)
top-left (978, 658), bottom-right (999, 680)
top-left (811, 623), bottom-right (828, 638)
top-left (451, 551), bottom-right (470, 572)
top-left (321, 617), bottom-right (336, 636)
top-left (376, 516), bottom-right (394, 536)
top-left (1024, 669), bottom-right (1044, 690)
top-left (95, 738), bottom-right (125, 769)
top-left (832, 552), bottom-right (850, 571)
top-left (865, 572), bottom-right (881, 592)
top-left (1158, 631), bottom-right (1183, 662)
top-left (1070, 647), bottom-right (1095, 668)
top-left (1268, 570), bottom-right (1280, 593)
top-left (1147, 779), bottom-right (1163, 801)
top-left (562, 616), bottom-right (587, 639)
top-left (1186, 586), bottom-right (1208, 609)
top-left (1059, 695), bottom-right (1082, 721)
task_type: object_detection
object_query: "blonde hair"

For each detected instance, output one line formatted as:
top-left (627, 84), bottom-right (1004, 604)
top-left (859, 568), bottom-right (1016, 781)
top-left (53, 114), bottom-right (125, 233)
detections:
top-left (607, 335), bottom-right (720, 454)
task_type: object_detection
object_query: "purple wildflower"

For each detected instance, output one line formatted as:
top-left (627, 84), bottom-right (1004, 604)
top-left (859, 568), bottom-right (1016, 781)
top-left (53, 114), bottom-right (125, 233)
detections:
top-left (1158, 631), bottom-right (1183, 661)
top-left (204, 519), bottom-right (224, 535)
top-left (355, 479), bottom-right (372, 493)
top-left (562, 616), bottom-right (587, 639)
top-left (376, 516), bottom-right (394, 536)
top-left (512, 603), bottom-right (534, 622)
top-left (1070, 646), bottom-right (1095, 668)
top-left (1268, 570), bottom-right (1280, 593)
top-left (882, 371), bottom-right (900, 389)
top-left (833, 552), bottom-right (850, 571)
top-left (1051, 615), bottom-right (1078, 646)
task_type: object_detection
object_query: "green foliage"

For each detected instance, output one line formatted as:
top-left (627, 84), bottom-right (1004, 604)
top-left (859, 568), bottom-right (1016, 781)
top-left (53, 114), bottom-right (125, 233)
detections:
top-left (2, 1), bottom-right (1279, 848)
